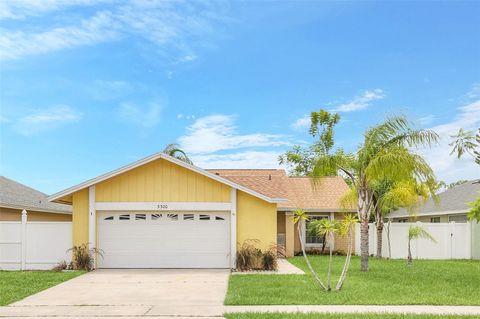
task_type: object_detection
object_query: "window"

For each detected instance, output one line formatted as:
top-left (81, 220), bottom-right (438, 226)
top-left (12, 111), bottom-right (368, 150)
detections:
top-left (305, 215), bottom-right (329, 245)
top-left (104, 216), bottom-right (114, 221)
top-left (397, 218), bottom-right (408, 223)
top-left (119, 214), bottom-right (130, 220)
top-left (166, 213), bottom-right (178, 221)
top-left (151, 214), bottom-right (161, 220)
top-left (135, 214), bottom-right (146, 220)
top-left (199, 214), bottom-right (210, 220)
top-left (215, 216), bottom-right (225, 221)
top-left (430, 216), bottom-right (441, 223)
top-left (448, 214), bottom-right (468, 223)
top-left (183, 213), bottom-right (194, 220)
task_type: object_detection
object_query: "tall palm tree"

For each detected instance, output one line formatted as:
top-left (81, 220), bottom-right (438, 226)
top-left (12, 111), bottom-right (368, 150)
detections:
top-left (449, 128), bottom-right (480, 165)
top-left (312, 116), bottom-right (438, 271)
top-left (162, 143), bottom-right (193, 165)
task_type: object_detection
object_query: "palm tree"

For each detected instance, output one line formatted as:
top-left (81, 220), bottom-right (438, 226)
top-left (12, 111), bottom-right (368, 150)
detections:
top-left (407, 225), bottom-right (437, 265)
top-left (336, 214), bottom-right (358, 290)
top-left (310, 219), bottom-right (339, 291)
top-left (291, 209), bottom-right (327, 291)
top-left (312, 115), bottom-right (438, 271)
top-left (162, 143), bottom-right (193, 165)
top-left (449, 128), bottom-right (480, 165)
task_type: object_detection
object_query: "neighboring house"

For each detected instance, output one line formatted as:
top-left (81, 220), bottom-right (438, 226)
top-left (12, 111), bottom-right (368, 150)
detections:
top-left (48, 152), bottom-right (352, 269)
top-left (0, 176), bottom-right (71, 221)
top-left (388, 179), bottom-right (480, 223)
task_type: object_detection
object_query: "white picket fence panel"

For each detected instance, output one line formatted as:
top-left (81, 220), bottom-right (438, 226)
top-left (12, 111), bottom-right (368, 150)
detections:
top-left (355, 221), bottom-right (480, 260)
top-left (0, 211), bottom-right (72, 270)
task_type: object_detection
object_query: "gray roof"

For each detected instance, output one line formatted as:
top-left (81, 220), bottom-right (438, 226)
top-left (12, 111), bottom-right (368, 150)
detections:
top-left (388, 179), bottom-right (480, 218)
top-left (0, 176), bottom-right (71, 214)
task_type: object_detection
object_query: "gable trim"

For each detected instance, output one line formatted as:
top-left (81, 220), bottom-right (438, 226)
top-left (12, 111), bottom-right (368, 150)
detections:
top-left (47, 152), bottom-right (287, 204)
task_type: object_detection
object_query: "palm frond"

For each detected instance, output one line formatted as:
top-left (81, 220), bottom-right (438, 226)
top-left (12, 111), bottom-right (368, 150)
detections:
top-left (408, 225), bottom-right (437, 243)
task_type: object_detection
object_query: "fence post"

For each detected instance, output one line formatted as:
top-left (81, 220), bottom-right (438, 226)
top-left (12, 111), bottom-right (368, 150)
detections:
top-left (21, 209), bottom-right (27, 270)
top-left (466, 221), bottom-right (472, 259)
top-left (449, 221), bottom-right (455, 259)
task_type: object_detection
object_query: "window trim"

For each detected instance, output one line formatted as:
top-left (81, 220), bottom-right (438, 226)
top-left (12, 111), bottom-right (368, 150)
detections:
top-left (430, 216), bottom-right (441, 223)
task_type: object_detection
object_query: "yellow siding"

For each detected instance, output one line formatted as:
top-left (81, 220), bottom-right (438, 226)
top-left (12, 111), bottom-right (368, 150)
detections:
top-left (72, 189), bottom-right (89, 246)
top-left (237, 190), bottom-right (277, 250)
top-left (95, 159), bottom-right (231, 202)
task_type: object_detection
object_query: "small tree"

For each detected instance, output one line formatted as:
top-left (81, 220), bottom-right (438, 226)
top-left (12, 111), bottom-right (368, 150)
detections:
top-left (291, 209), bottom-right (327, 290)
top-left (309, 219), bottom-right (339, 291)
top-left (407, 225), bottom-right (437, 266)
top-left (467, 194), bottom-right (480, 222)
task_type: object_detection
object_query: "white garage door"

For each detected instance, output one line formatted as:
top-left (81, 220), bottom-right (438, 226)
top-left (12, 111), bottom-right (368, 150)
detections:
top-left (98, 211), bottom-right (230, 268)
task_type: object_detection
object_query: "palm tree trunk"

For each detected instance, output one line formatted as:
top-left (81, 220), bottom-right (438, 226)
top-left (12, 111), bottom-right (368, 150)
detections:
top-left (407, 238), bottom-right (413, 266)
top-left (358, 186), bottom-right (370, 272)
top-left (327, 232), bottom-right (333, 291)
top-left (336, 226), bottom-right (353, 290)
top-left (376, 211), bottom-right (384, 258)
top-left (297, 223), bottom-right (327, 290)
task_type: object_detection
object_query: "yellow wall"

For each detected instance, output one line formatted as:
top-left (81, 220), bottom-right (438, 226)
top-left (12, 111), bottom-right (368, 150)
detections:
top-left (236, 190), bottom-right (277, 250)
top-left (72, 189), bottom-right (89, 246)
top-left (95, 159), bottom-right (230, 202)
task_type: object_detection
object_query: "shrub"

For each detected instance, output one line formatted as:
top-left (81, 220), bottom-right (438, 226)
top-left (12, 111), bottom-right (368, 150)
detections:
top-left (52, 260), bottom-right (67, 271)
top-left (68, 243), bottom-right (103, 271)
top-left (236, 240), bottom-right (279, 271)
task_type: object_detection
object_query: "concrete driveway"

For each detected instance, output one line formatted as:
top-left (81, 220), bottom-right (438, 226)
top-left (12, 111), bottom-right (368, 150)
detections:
top-left (0, 269), bottom-right (230, 318)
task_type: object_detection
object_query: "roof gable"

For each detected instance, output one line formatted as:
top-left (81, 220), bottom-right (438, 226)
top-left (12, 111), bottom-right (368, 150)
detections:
top-left (48, 153), bottom-right (287, 204)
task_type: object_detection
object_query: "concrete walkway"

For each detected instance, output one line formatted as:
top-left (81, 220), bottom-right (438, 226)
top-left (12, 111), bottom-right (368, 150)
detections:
top-left (232, 258), bottom-right (304, 275)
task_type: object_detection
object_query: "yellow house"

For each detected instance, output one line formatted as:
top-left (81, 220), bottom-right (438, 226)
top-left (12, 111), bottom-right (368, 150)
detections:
top-left (49, 152), bottom-right (352, 269)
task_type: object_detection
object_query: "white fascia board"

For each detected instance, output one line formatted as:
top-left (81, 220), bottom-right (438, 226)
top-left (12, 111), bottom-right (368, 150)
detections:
top-left (48, 152), bottom-right (286, 204)
top-left (95, 201), bottom-right (231, 211)
top-left (277, 208), bottom-right (357, 213)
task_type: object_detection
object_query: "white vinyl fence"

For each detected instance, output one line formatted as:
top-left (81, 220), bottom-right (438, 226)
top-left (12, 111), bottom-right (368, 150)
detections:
top-left (0, 210), bottom-right (72, 270)
top-left (355, 221), bottom-right (480, 260)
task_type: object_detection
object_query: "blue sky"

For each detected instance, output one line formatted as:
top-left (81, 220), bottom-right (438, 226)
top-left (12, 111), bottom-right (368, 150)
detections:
top-left (0, 1), bottom-right (479, 194)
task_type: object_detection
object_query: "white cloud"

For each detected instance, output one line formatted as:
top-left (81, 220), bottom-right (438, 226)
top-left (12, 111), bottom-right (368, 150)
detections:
top-left (291, 115), bottom-right (310, 131)
top-left (177, 114), bottom-right (184, 119)
top-left (14, 105), bottom-right (82, 136)
top-left (417, 115), bottom-right (435, 126)
top-left (178, 114), bottom-right (289, 154)
top-left (118, 101), bottom-right (163, 128)
top-left (0, 1), bottom-right (228, 60)
top-left (332, 89), bottom-right (385, 112)
top-left (89, 80), bottom-right (133, 100)
top-left (419, 100), bottom-right (480, 183)
top-left (0, 0), bottom-right (107, 20)
top-left (466, 83), bottom-right (480, 100)
top-left (191, 151), bottom-right (284, 169)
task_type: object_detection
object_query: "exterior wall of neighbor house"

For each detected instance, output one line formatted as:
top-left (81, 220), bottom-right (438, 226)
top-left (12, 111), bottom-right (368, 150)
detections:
top-left (95, 159), bottom-right (231, 202)
top-left (277, 212), bottom-right (286, 233)
top-left (72, 188), bottom-right (89, 246)
top-left (237, 191), bottom-right (277, 250)
top-left (0, 206), bottom-right (71, 221)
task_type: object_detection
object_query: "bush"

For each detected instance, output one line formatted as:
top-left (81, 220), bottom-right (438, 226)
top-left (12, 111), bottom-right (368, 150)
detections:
top-left (236, 240), bottom-right (279, 271)
top-left (68, 243), bottom-right (103, 271)
top-left (51, 260), bottom-right (67, 272)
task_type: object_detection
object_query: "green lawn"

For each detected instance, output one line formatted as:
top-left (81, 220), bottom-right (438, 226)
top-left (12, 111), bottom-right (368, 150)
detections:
top-left (225, 314), bottom-right (480, 319)
top-left (0, 270), bottom-right (84, 306)
top-left (225, 256), bottom-right (480, 305)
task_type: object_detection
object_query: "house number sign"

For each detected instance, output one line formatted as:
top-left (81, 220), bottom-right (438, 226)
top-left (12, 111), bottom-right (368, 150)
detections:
top-left (156, 204), bottom-right (168, 209)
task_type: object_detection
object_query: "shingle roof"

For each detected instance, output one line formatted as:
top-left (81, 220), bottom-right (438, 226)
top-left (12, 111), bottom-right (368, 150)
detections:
top-left (207, 169), bottom-right (353, 211)
top-left (0, 176), bottom-right (71, 213)
top-left (388, 179), bottom-right (480, 218)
